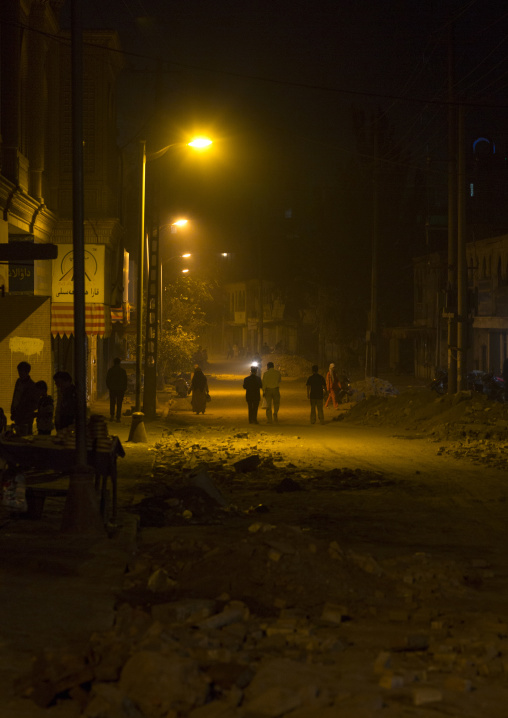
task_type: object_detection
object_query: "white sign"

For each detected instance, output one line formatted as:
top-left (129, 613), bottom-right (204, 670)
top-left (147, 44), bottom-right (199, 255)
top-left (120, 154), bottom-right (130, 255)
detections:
top-left (52, 245), bottom-right (105, 303)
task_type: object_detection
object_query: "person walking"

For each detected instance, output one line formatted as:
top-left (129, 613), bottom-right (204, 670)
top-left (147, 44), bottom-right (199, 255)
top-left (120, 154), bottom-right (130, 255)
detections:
top-left (10, 361), bottom-right (36, 435)
top-left (306, 365), bottom-right (327, 425)
top-left (53, 371), bottom-right (77, 431)
top-left (243, 365), bottom-right (263, 424)
top-left (189, 364), bottom-right (209, 414)
top-left (262, 361), bottom-right (282, 423)
top-left (106, 357), bottom-right (128, 422)
top-left (34, 380), bottom-right (54, 435)
top-left (325, 362), bottom-right (341, 409)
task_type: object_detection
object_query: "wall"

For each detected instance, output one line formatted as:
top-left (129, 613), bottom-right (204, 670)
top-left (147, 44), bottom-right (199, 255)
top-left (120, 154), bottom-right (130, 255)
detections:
top-left (0, 296), bottom-right (52, 416)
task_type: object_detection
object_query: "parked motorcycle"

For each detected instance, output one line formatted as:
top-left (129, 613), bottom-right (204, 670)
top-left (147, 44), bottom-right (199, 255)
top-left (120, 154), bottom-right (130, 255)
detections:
top-left (172, 374), bottom-right (190, 398)
top-left (430, 368), bottom-right (506, 402)
top-left (337, 375), bottom-right (354, 403)
top-left (430, 368), bottom-right (448, 395)
top-left (481, 372), bottom-right (506, 402)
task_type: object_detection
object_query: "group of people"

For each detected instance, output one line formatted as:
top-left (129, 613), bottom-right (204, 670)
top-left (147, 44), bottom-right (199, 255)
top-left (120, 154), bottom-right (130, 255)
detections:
top-left (187, 361), bottom-right (346, 426)
top-left (243, 361), bottom-right (282, 424)
top-left (4, 361), bottom-right (77, 437)
top-left (243, 361), bottom-right (345, 425)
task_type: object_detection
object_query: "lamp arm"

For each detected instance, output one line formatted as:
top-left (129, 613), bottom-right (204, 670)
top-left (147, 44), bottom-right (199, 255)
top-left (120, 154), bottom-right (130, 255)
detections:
top-left (146, 142), bottom-right (183, 162)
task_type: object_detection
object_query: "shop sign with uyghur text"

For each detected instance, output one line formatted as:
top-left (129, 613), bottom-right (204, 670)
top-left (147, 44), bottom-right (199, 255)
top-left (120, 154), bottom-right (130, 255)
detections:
top-left (52, 245), bottom-right (105, 303)
top-left (9, 262), bottom-right (34, 292)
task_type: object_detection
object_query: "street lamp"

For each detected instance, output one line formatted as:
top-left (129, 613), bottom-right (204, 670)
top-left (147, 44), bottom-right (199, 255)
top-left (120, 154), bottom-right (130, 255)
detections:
top-left (137, 137), bottom-right (212, 420)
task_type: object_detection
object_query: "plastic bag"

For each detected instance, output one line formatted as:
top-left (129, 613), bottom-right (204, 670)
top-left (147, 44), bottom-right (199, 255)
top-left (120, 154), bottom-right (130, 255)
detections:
top-left (1, 470), bottom-right (27, 512)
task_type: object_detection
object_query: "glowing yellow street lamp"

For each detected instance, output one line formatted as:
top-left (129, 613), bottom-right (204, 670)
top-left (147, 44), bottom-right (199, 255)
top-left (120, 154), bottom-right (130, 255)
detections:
top-left (134, 137), bottom-right (212, 422)
top-left (187, 137), bottom-right (213, 149)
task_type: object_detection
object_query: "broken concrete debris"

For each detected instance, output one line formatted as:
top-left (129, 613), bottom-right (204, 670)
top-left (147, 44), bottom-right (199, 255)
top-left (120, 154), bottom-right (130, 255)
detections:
top-left (21, 514), bottom-right (506, 716)
top-left (18, 420), bottom-right (508, 717)
top-left (233, 455), bottom-right (261, 473)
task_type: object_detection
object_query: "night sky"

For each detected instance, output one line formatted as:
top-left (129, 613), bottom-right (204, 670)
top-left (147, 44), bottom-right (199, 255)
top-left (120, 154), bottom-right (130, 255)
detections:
top-left (69, 0), bottom-right (508, 326)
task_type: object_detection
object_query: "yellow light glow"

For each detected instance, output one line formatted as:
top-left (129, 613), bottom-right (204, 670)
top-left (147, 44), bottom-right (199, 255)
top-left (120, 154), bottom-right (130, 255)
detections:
top-left (181, 253), bottom-right (191, 258)
top-left (173, 219), bottom-right (188, 226)
top-left (182, 268), bottom-right (190, 273)
top-left (187, 137), bottom-right (212, 149)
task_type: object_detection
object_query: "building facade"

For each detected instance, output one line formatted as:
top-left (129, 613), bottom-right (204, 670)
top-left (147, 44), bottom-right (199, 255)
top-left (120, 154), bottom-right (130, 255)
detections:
top-left (413, 233), bottom-right (508, 380)
top-left (0, 1), bottom-right (125, 414)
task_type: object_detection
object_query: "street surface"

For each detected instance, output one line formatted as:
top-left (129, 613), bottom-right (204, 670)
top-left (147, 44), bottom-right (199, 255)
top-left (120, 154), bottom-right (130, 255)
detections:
top-left (7, 357), bottom-right (508, 717)
top-left (108, 358), bottom-right (508, 717)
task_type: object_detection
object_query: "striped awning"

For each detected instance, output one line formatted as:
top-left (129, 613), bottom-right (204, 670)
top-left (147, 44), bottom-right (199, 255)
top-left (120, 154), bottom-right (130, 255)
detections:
top-left (51, 303), bottom-right (110, 338)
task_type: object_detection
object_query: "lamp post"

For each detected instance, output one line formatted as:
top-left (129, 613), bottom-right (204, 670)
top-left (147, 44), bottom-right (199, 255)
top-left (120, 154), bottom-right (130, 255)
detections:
top-left (138, 137), bottom-right (212, 420)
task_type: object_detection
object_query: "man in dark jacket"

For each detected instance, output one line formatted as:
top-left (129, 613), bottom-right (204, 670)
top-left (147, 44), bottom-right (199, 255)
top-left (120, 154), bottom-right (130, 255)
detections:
top-left (306, 364), bottom-right (327, 425)
top-left (106, 357), bottom-right (128, 422)
top-left (243, 365), bottom-right (263, 424)
top-left (53, 371), bottom-right (77, 431)
top-left (11, 361), bottom-right (36, 435)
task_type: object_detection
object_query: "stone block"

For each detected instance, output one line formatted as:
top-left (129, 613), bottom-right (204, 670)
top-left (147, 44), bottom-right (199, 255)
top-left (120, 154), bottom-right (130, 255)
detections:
top-left (243, 686), bottom-right (303, 716)
top-left (413, 687), bottom-right (443, 706)
top-left (151, 598), bottom-right (218, 624)
top-left (233, 455), bottom-right (261, 473)
top-left (378, 672), bottom-right (404, 689)
top-left (373, 652), bottom-right (391, 674)
top-left (444, 675), bottom-right (473, 692)
top-left (321, 603), bottom-right (349, 624)
top-left (119, 650), bottom-right (208, 716)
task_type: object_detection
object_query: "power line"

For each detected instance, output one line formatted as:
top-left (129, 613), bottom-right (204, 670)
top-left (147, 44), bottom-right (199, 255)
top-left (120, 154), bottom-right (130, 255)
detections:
top-left (2, 16), bottom-right (508, 111)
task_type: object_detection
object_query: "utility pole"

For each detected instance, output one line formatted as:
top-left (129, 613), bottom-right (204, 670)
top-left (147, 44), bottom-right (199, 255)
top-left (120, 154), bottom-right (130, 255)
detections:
top-left (135, 140), bottom-right (146, 414)
top-left (258, 278), bottom-right (264, 353)
top-left (367, 112), bottom-right (379, 378)
top-left (457, 103), bottom-right (468, 388)
top-left (142, 60), bottom-right (162, 420)
top-left (446, 30), bottom-right (458, 394)
top-left (61, 0), bottom-right (104, 534)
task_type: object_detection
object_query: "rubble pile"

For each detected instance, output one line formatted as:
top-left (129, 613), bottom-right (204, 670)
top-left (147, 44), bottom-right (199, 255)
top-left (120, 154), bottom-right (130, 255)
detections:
top-left (19, 428), bottom-right (508, 717)
top-left (22, 519), bottom-right (508, 716)
top-left (127, 427), bottom-right (392, 528)
top-left (350, 376), bottom-right (400, 401)
top-left (344, 386), bottom-right (508, 470)
top-left (270, 354), bottom-right (313, 378)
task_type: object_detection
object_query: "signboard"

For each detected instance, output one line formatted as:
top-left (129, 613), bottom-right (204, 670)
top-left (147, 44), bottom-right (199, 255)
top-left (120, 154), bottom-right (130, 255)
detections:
top-left (52, 244), bottom-right (105, 303)
top-left (9, 262), bottom-right (34, 293)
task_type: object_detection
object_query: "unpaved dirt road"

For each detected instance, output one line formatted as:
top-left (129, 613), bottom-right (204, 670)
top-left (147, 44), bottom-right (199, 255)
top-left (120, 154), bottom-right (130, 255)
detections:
top-left (18, 360), bottom-right (508, 717)
top-left (160, 361), bottom-right (508, 565)
top-left (95, 360), bottom-right (508, 717)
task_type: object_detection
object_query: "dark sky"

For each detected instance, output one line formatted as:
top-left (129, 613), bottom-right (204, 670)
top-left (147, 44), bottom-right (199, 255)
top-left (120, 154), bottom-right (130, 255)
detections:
top-left (69, 0), bottom-right (508, 291)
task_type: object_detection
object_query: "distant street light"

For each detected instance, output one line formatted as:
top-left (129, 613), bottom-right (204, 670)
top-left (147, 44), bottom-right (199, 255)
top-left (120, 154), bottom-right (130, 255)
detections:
top-left (137, 140), bottom-right (212, 420)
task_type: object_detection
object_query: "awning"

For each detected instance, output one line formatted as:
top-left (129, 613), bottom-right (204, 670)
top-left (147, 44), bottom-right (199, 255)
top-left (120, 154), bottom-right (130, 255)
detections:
top-left (51, 303), bottom-right (111, 338)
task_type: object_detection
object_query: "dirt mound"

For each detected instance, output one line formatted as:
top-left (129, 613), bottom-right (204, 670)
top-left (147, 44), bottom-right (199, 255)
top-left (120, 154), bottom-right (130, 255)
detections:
top-left (344, 386), bottom-right (508, 447)
top-left (351, 376), bottom-right (400, 400)
top-left (271, 354), bottom-right (313, 378)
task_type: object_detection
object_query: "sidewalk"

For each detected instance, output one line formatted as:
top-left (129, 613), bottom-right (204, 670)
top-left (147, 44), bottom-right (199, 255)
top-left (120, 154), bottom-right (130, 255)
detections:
top-left (0, 397), bottom-right (164, 716)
